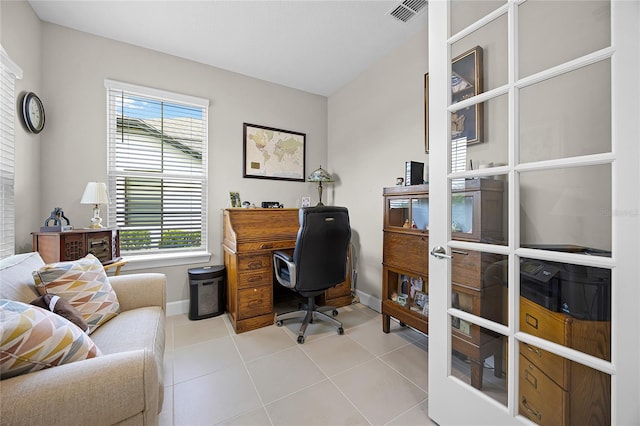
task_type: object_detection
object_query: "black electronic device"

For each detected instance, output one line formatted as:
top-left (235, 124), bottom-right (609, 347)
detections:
top-left (405, 161), bottom-right (424, 186)
top-left (261, 201), bottom-right (283, 208)
top-left (519, 245), bottom-right (611, 321)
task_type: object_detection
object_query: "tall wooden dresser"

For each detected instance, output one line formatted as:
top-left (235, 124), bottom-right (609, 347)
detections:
top-left (222, 208), bottom-right (352, 334)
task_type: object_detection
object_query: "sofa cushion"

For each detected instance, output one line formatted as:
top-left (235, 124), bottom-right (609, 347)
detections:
top-left (0, 299), bottom-right (101, 380)
top-left (32, 254), bottom-right (120, 335)
top-left (0, 252), bottom-right (44, 303)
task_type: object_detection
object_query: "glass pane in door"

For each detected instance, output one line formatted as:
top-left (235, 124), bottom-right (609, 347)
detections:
top-left (451, 94), bottom-right (508, 169)
top-left (450, 317), bottom-right (508, 406)
top-left (452, 13), bottom-right (508, 95)
top-left (519, 60), bottom-right (611, 164)
top-left (519, 0), bottom-right (610, 79)
top-left (519, 344), bottom-right (611, 424)
top-left (450, 1), bottom-right (506, 37)
top-left (519, 164), bottom-right (611, 253)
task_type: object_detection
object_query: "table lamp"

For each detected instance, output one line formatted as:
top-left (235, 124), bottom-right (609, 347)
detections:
top-left (307, 165), bottom-right (334, 206)
top-left (81, 182), bottom-right (109, 228)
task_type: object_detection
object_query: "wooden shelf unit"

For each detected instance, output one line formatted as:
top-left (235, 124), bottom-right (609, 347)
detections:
top-left (381, 179), bottom-right (505, 390)
top-left (32, 228), bottom-right (120, 265)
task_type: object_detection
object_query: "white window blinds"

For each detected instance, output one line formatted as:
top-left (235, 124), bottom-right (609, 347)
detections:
top-left (0, 45), bottom-right (23, 259)
top-left (105, 80), bottom-right (209, 255)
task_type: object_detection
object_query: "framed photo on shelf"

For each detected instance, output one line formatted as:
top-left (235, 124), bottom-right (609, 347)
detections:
top-left (229, 192), bottom-right (241, 208)
top-left (411, 291), bottom-right (428, 315)
top-left (243, 123), bottom-right (306, 181)
top-left (451, 46), bottom-right (483, 145)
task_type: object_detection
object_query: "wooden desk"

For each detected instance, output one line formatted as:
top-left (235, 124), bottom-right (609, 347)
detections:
top-left (223, 208), bottom-right (352, 333)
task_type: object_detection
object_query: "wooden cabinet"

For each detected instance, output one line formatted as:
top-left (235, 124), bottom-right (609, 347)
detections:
top-left (32, 228), bottom-right (120, 265)
top-left (381, 185), bottom-right (430, 335)
top-left (223, 208), bottom-right (352, 334)
top-left (381, 180), bottom-right (505, 390)
top-left (519, 296), bottom-right (611, 426)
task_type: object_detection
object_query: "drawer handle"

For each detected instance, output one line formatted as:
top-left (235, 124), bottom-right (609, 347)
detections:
top-left (260, 244), bottom-right (273, 249)
top-left (247, 261), bottom-right (263, 269)
top-left (521, 397), bottom-right (542, 420)
top-left (525, 313), bottom-right (539, 329)
top-left (451, 249), bottom-right (468, 255)
top-left (526, 344), bottom-right (542, 358)
top-left (524, 370), bottom-right (538, 389)
top-left (247, 275), bottom-right (261, 282)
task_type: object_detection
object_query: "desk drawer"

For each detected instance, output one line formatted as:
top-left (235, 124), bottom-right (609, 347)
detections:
top-left (520, 342), bottom-right (567, 390)
top-left (238, 285), bottom-right (273, 320)
top-left (519, 353), bottom-right (567, 426)
top-left (520, 296), bottom-right (567, 345)
top-left (237, 240), bottom-right (296, 253)
top-left (238, 253), bottom-right (272, 272)
top-left (238, 269), bottom-right (272, 289)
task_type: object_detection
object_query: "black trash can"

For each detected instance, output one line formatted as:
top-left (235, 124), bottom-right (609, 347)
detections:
top-left (188, 265), bottom-right (225, 320)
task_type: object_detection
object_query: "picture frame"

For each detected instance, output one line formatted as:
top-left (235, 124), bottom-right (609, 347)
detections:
top-left (411, 291), bottom-right (428, 315)
top-left (229, 192), bottom-right (241, 208)
top-left (243, 123), bottom-right (306, 181)
top-left (451, 46), bottom-right (483, 145)
top-left (424, 73), bottom-right (429, 153)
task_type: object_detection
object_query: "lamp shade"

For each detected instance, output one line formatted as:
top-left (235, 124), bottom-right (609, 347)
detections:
top-left (80, 182), bottom-right (109, 205)
top-left (307, 165), bottom-right (334, 183)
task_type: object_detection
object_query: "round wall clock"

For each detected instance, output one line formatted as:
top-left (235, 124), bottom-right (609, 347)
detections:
top-left (21, 92), bottom-right (45, 134)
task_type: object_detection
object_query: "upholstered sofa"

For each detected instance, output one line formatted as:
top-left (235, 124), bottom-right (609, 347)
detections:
top-left (0, 252), bottom-right (166, 426)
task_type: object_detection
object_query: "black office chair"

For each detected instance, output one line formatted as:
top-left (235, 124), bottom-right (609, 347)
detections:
top-left (273, 206), bottom-right (351, 344)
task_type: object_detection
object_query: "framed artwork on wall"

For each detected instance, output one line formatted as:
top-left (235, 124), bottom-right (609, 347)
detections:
top-left (451, 46), bottom-right (483, 145)
top-left (243, 123), bottom-right (306, 181)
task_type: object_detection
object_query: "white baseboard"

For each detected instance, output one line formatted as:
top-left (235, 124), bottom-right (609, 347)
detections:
top-left (167, 299), bottom-right (189, 317)
top-left (355, 290), bottom-right (381, 313)
top-left (166, 290), bottom-right (382, 317)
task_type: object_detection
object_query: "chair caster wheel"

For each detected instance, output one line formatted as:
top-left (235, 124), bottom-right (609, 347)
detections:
top-left (338, 327), bottom-right (344, 335)
top-left (332, 309), bottom-right (339, 316)
top-left (276, 320), bottom-right (283, 327)
top-left (297, 336), bottom-right (305, 344)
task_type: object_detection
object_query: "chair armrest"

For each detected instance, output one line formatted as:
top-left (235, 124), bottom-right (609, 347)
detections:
top-left (273, 251), bottom-right (296, 288)
top-left (109, 273), bottom-right (166, 313)
top-left (0, 350), bottom-right (159, 426)
top-left (274, 250), bottom-right (293, 263)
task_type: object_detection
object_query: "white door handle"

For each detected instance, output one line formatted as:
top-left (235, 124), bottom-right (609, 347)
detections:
top-left (430, 246), bottom-right (452, 259)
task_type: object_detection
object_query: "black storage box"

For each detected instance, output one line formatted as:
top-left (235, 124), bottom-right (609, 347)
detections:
top-left (520, 245), bottom-right (611, 321)
top-left (188, 265), bottom-right (226, 320)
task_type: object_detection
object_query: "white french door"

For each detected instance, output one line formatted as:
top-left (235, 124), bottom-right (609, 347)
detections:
top-left (427, 1), bottom-right (639, 425)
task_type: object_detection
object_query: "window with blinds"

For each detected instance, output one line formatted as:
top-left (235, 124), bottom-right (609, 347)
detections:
top-left (105, 80), bottom-right (209, 255)
top-left (0, 46), bottom-right (22, 259)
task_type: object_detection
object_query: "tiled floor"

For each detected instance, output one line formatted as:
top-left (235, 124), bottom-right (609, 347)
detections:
top-left (159, 302), bottom-right (438, 426)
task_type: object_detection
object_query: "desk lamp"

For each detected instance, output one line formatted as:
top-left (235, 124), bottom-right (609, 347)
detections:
top-left (307, 165), bottom-right (334, 206)
top-left (81, 182), bottom-right (109, 228)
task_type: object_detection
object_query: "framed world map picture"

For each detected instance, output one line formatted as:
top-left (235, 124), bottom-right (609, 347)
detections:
top-left (243, 123), bottom-right (306, 181)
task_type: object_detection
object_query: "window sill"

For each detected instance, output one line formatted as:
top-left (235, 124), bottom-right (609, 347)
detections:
top-left (120, 251), bottom-right (211, 271)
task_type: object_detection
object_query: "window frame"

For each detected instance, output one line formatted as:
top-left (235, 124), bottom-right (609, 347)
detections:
top-left (0, 45), bottom-right (23, 259)
top-left (105, 79), bottom-right (210, 266)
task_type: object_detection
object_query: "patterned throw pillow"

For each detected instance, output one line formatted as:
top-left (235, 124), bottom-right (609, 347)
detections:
top-left (0, 299), bottom-right (101, 380)
top-left (32, 254), bottom-right (120, 335)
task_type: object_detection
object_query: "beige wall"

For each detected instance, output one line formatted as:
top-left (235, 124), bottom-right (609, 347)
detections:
top-left (328, 28), bottom-right (429, 302)
top-left (1, 0), bottom-right (43, 255)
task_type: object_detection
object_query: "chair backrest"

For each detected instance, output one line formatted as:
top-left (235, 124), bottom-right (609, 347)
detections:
top-left (292, 206), bottom-right (351, 295)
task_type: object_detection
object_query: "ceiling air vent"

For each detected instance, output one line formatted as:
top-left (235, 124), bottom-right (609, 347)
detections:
top-left (389, 0), bottom-right (428, 23)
